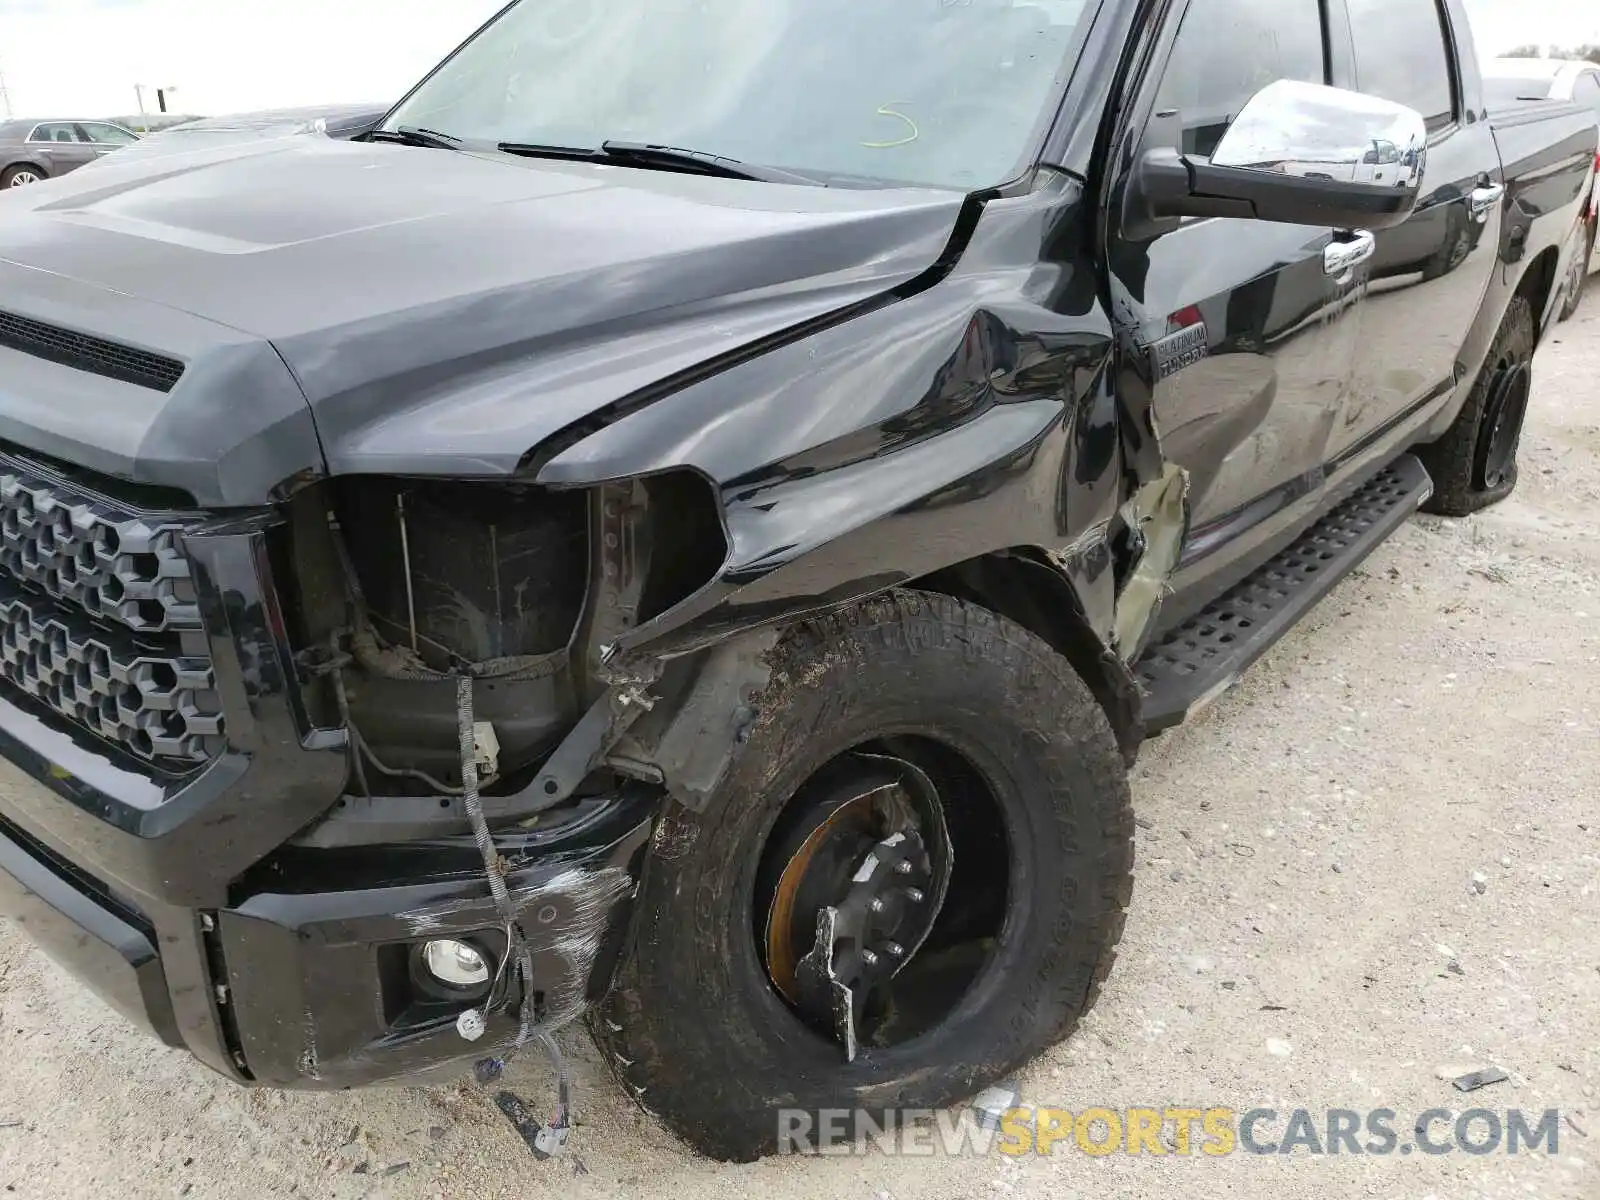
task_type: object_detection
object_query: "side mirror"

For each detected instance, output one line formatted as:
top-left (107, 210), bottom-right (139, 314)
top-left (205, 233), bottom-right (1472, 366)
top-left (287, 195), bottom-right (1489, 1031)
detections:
top-left (1130, 80), bottom-right (1427, 234)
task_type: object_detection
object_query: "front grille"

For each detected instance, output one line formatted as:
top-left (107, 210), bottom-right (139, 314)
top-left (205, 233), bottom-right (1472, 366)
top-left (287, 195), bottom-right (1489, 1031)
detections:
top-left (0, 310), bottom-right (186, 393)
top-left (0, 452), bottom-right (223, 766)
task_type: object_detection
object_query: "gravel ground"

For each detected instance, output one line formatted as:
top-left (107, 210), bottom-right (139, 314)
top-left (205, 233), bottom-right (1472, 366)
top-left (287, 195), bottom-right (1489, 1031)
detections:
top-left (1, 302), bottom-right (1598, 1200)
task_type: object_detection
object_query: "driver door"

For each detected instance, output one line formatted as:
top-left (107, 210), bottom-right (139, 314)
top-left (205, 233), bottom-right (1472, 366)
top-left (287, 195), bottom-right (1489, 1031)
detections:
top-left (1107, 0), bottom-right (1365, 603)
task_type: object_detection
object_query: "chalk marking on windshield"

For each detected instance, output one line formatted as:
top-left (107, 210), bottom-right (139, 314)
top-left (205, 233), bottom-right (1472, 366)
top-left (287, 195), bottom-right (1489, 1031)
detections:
top-left (863, 104), bottom-right (920, 148)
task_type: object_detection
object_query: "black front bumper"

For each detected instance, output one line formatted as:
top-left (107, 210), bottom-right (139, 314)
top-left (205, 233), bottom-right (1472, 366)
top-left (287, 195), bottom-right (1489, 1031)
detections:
top-left (0, 816), bottom-right (180, 1047)
top-left (0, 514), bottom-right (652, 1087)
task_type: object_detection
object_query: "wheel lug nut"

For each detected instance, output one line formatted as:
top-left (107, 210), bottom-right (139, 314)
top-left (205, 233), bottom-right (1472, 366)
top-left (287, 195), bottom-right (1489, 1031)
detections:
top-left (885, 942), bottom-right (905, 958)
top-left (905, 887), bottom-right (924, 903)
top-left (861, 949), bottom-right (879, 966)
top-left (894, 860), bottom-right (914, 876)
top-left (869, 898), bottom-right (886, 914)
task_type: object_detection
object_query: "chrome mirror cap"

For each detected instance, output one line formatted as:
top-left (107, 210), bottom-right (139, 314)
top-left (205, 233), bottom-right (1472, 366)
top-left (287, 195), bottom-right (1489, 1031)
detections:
top-left (1213, 79), bottom-right (1428, 198)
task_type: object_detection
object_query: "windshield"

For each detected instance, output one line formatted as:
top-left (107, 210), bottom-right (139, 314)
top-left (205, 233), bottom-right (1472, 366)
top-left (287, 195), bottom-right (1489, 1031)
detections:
top-left (383, 0), bottom-right (1091, 189)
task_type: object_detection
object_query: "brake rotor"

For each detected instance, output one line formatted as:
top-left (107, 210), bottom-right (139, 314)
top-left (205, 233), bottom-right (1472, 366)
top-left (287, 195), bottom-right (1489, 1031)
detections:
top-left (760, 752), bottom-right (953, 1059)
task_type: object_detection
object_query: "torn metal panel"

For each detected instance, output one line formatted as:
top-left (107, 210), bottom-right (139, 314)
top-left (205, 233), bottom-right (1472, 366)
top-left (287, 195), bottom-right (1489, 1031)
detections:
top-left (607, 629), bottom-right (781, 812)
top-left (1043, 521), bottom-right (1119, 641)
top-left (794, 906), bottom-right (859, 1062)
top-left (1113, 464), bottom-right (1191, 661)
top-left (1035, 533), bottom-right (1147, 764)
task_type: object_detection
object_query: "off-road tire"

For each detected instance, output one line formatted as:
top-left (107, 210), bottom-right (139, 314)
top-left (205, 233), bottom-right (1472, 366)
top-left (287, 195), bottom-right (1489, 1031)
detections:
top-left (1417, 295), bottom-right (1535, 517)
top-left (591, 590), bottom-right (1134, 1161)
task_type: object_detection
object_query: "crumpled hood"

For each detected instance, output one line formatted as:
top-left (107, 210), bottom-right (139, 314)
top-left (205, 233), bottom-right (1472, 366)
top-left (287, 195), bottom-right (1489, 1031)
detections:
top-left (0, 137), bottom-right (965, 491)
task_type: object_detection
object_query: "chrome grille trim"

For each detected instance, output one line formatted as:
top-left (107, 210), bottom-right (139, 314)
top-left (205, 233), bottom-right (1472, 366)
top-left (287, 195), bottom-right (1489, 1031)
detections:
top-left (0, 463), bottom-right (202, 635)
top-left (0, 451), bottom-right (221, 766)
top-left (0, 582), bottom-right (225, 763)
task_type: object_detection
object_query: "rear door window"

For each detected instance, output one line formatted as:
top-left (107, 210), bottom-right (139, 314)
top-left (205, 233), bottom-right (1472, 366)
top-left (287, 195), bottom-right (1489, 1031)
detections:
top-left (1346, 0), bottom-right (1457, 130)
top-left (29, 123), bottom-right (79, 143)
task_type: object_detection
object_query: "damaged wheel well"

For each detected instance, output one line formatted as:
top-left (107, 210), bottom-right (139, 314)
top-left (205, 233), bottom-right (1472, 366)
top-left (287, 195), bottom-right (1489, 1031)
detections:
top-left (1517, 246), bottom-right (1561, 338)
top-left (916, 553), bottom-right (1144, 763)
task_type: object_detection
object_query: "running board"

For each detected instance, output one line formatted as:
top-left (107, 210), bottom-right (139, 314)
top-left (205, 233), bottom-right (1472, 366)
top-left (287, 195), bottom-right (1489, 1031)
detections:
top-left (1135, 455), bottom-right (1433, 734)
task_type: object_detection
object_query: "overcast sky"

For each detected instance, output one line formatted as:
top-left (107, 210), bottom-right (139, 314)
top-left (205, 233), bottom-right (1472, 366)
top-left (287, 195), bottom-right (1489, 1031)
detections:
top-left (0, 0), bottom-right (505, 117)
top-left (0, 0), bottom-right (1597, 119)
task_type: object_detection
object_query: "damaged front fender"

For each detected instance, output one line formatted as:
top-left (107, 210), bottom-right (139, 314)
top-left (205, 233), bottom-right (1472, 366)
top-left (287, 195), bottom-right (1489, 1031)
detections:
top-left (537, 176), bottom-right (1140, 662)
top-left (523, 175), bottom-right (1189, 778)
top-left (1112, 464), bottom-right (1190, 660)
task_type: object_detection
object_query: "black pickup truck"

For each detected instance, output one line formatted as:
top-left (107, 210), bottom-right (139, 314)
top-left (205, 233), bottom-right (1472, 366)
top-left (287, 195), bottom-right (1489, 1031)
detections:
top-left (0, 0), bottom-right (1593, 1163)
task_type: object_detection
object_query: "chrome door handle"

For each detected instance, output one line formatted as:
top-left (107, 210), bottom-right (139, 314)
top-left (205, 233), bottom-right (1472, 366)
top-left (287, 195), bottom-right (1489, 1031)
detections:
top-left (1325, 231), bottom-right (1376, 278)
top-left (1469, 184), bottom-right (1504, 221)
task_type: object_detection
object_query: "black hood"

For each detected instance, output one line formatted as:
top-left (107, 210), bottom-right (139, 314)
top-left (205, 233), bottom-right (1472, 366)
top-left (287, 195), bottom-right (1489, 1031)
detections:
top-left (0, 137), bottom-right (965, 501)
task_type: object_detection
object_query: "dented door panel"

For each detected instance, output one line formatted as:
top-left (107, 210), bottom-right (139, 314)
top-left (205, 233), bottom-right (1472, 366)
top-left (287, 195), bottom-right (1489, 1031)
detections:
top-left (1111, 217), bottom-right (1358, 531)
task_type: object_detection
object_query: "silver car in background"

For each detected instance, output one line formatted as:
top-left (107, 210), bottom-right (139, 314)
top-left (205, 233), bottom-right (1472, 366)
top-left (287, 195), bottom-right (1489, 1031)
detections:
top-left (0, 119), bottom-right (141, 188)
top-left (97, 104), bottom-right (388, 167)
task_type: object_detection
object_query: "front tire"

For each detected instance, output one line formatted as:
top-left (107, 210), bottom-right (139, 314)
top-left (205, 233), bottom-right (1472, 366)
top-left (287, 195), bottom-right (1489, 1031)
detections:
top-left (1417, 295), bottom-right (1535, 517)
top-left (592, 591), bottom-right (1133, 1161)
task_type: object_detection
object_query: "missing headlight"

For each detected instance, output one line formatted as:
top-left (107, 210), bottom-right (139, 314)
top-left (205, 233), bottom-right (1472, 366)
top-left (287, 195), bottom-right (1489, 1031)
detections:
top-left (334, 477), bottom-right (590, 670)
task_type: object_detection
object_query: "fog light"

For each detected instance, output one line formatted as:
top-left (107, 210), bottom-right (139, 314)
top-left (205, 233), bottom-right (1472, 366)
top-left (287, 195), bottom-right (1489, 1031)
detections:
top-left (422, 939), bottom-right (492, 989)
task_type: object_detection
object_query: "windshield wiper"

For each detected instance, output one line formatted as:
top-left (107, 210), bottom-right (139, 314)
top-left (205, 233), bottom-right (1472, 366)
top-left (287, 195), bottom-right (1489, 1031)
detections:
top-left (600, 141), bottom-right (818, 184)
top-left (496, 138), bottom-right (816, 185)
top-left (367, 125), bottom-right (463, 150)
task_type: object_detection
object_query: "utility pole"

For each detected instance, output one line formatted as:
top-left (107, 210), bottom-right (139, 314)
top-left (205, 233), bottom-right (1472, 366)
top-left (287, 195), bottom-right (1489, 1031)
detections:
top-left (0, 60), bottom-right (13, 119)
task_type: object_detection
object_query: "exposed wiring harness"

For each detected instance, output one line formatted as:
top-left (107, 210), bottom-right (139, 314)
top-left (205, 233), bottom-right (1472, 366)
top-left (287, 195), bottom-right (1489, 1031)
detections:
top-left (300, 639), bottom-right (464, 797)
top-left (311, 508), bottom-right (574, 1152)
top-left (455, 674), bottom-right (572, 1157)
top-left (296, 652), bottom-right (574, 1155)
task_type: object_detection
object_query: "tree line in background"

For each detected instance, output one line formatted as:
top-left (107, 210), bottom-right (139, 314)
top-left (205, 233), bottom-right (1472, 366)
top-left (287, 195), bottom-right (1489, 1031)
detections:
top-left (1503, 44), bottom-right (1600, 64)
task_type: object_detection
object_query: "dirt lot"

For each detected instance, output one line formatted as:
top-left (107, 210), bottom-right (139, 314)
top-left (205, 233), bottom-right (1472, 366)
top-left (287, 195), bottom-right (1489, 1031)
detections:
top-left (1, 302), bottom-right (1598, 1199)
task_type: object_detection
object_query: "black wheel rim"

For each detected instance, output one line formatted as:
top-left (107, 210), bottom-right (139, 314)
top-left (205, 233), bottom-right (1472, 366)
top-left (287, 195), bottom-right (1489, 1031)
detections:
top-left (1474, 358), bottom-right (1531, 491)
top-left (754, 739), bottom-right (1008, 1058)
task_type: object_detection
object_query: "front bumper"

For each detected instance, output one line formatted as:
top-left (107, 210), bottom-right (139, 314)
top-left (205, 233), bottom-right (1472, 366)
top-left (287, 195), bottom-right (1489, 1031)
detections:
top-left (0, 512), bottom-right (652, 1087)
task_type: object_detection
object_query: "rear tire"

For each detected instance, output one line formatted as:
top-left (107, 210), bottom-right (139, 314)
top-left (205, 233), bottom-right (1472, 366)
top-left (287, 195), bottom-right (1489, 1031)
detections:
top-left (591, 590), bottom-right (1133, 1161)
top-left (1560, 219), bottom-right (1593, 322)
top-left (1, 165), bottom-right (47, 188)
top-left (1417, 295), bottom-right (1535, 517)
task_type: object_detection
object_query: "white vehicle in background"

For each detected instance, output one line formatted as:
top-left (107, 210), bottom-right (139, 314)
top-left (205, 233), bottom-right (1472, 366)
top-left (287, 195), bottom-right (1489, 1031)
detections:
top-left (1485, 57), bottom-right (1600, 318)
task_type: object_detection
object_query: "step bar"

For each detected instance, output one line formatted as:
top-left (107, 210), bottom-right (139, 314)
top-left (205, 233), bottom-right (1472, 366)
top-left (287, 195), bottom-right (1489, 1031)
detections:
top-left (1135, 455), bottom-right (1434, 734)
